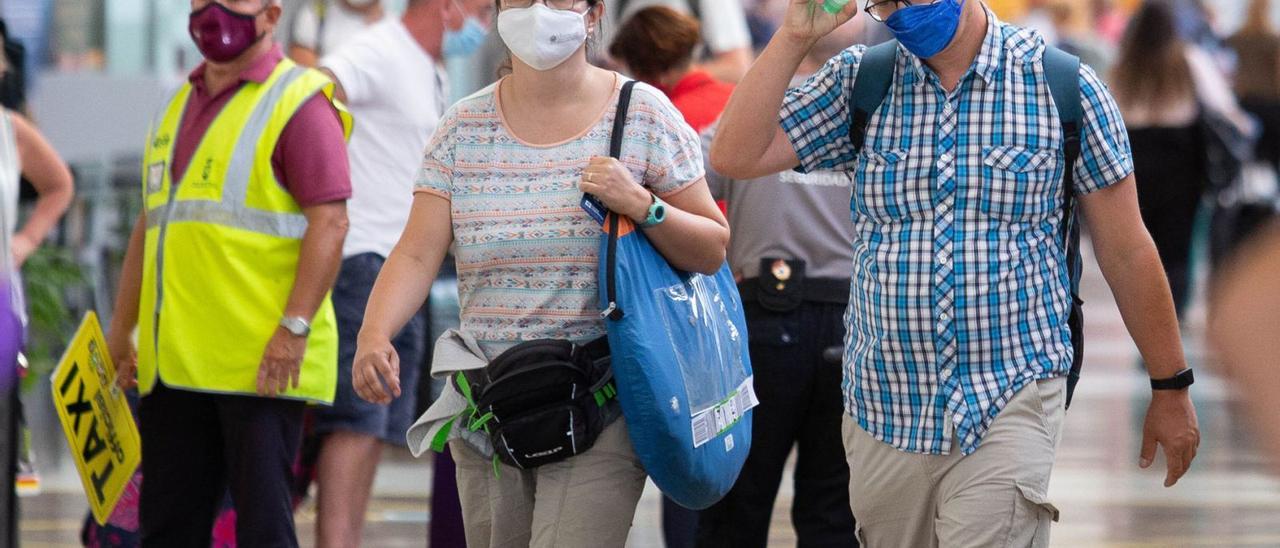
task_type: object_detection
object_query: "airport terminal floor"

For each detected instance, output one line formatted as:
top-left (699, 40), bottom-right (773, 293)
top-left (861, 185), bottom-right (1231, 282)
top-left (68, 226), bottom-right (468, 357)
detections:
top-left (17, 248), bottom-right (1280, 547)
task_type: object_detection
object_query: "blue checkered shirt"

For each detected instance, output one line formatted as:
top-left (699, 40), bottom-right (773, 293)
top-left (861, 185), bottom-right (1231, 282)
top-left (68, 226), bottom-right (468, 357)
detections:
top-left (781, 10), bottom-right (1133, 455)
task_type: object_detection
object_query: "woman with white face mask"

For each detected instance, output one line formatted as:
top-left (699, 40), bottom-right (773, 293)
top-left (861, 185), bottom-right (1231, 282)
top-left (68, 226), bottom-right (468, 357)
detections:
top-left (351, 0), bottom-right (730, 545)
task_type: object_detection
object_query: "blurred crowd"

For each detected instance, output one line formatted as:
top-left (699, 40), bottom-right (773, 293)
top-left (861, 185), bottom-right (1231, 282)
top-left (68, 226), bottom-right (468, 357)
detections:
top-left (5, 0), bottom-right (1280, 547)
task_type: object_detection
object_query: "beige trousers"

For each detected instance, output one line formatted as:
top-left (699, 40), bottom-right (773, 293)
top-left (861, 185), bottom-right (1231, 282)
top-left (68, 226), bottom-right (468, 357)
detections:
top-left (842, 377), bottom-right (1067, 548)
top-left (451, 419), bottom-right (648, 548)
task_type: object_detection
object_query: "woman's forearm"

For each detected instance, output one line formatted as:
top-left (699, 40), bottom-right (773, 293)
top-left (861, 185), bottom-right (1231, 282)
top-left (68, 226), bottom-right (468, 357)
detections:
top-left (108, 214), bottom-right (146, 338)
top-left (358, 194), bottom-right (453, 343)
top-left (13, 112), bottom-right (73, 246)
top-left (360, 247), bottom-right (440, 343)
top-left (639, 181), bottom-right (729, 275)
top-left (643, 207), bottom-right (729, 275)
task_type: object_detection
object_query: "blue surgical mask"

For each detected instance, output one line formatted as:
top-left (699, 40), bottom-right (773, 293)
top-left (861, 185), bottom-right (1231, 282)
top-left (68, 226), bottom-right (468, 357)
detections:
top-left (443, 17), bottom-right (488, 58)
top-left (884, 0), bottom-right (965, 59)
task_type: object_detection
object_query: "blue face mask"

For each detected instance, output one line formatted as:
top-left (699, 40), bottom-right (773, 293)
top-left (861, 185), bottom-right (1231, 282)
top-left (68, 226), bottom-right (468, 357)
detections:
top-left (443, 17), bottom-right (488, 58)
top-left (884, 0), bottom-right (965, 59)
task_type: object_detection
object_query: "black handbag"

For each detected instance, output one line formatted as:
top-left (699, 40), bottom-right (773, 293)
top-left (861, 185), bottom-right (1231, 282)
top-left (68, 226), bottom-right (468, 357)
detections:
top-left (1201, 107), bottom-right (1277, 265)
top-left (1201, 107), bottom-right (1254, 195)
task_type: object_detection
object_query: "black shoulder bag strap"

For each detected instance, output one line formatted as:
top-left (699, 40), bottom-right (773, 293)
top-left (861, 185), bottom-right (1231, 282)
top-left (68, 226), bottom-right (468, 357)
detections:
top-left (847, 40), bottom-right (899, 155)
top-left (602, 80), bottom-right (638, 322)
top-left (1043, 46), bottom-right (1085, 408)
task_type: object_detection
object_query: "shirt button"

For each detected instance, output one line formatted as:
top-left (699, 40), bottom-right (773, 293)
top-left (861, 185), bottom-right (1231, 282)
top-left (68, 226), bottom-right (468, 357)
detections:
top-left (940, 312), bottom-right (951, 322)
top-left (939, 254), bottom-right (950, 265)
top-left (941, 369), bottom-right (951, 379)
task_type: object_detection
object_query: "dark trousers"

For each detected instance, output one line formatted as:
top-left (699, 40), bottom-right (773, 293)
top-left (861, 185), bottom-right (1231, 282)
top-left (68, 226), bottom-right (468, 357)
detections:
top-left (1136, 171), bottom-right (1204, 317)
top-left (139, 382), bottom-right (306, 548)
top-left (694, 300), bottom-right (858, 548)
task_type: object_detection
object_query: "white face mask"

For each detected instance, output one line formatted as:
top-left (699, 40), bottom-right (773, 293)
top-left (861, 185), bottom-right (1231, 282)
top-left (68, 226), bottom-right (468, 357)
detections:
top-left (497, 4), bottom-right (588, 71)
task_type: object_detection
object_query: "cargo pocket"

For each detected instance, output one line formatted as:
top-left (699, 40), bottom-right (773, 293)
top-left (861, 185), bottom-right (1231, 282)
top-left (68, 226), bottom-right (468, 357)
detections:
top-left (1005, 480), bottom-right (1059, 547)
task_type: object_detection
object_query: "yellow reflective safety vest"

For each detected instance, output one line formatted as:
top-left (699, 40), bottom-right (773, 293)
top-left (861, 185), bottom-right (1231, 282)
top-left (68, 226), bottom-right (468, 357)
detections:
top-left (138, 59), bottom-right (353, 403)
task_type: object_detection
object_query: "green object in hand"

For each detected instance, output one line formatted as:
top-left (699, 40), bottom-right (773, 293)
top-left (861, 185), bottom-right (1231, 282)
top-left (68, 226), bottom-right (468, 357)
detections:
top-left (822, 0), bottom-right (850, 14)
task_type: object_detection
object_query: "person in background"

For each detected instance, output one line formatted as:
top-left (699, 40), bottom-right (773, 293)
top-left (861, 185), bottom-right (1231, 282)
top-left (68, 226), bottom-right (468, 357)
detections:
top-left (0, 26), bottom-right (73, 518)
top-left (1018, 0), bottom-right (1058, 46)
top-left (1093, 0), bottom-right (1128, 47)
top-left (0, 37), bottom-right (71, 323)
top-left (0, 42), bottom-right (74, 531)
top-left (0, 20), bottom-right (26, 113)
top-left (1228, 0), bottom-right (1280, 173)
top-left (106, 0), bottom-right (352, 545)
top-left (1049, 0), bottom-right (1113, 76)
top-left (1109, 0), bottom-right (1251, 318)
top-left (289, 0), bottom-right (386, 67)
top-left (609, 6), bottom-right (733, 133)
top-left (1209, 222), bottom-right (1280, 476)
top-left (309, 0), bottom-right (493, 545)
top-left (1176, 0), bottom-right (1235, 73)
top-left (352, 0), bottom-right (729, 544)
top-left (605, 0), bottom-right (753, 82)
top-left (714, 0), bottom-right (1200, 544)
top-left (694, 23), bottom-right (861, 548)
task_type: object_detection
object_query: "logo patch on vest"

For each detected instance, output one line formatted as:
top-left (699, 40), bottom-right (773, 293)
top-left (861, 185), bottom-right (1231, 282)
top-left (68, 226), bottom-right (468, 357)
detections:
top-left (151, 133), bottom-right (171, 150)
top-left (146, 162), bottom-right (165, 194)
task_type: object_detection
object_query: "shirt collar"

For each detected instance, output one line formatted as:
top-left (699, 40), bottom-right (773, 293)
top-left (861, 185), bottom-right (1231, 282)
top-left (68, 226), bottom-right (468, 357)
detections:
top-left (906, 4), bottom-right (1003, 88)
top-left (187, 43), bottom-right (284, 95)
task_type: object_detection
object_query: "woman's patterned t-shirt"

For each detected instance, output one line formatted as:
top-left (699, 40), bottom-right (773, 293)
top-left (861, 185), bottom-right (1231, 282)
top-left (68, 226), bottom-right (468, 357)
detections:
top-left (415, 75), bottom-right (704, 359)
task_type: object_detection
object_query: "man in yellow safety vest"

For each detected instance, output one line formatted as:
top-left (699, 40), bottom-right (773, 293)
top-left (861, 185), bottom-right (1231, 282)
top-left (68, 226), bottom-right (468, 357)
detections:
top-left (105, 0), bottom-right (353, 545)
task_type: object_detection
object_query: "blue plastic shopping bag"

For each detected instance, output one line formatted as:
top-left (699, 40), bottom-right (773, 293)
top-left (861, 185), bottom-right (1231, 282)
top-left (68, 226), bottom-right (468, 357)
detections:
top-left (593, 81), bottom-right (756, 510)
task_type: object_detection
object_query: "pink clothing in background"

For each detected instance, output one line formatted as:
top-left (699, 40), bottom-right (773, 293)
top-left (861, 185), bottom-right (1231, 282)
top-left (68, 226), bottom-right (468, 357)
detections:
top-left (171, 45), bottom-right (351, 207)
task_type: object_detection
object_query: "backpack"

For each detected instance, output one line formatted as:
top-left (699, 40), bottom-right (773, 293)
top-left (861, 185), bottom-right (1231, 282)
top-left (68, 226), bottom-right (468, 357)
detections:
top-left (847, 40), bottom-right (1087, 408)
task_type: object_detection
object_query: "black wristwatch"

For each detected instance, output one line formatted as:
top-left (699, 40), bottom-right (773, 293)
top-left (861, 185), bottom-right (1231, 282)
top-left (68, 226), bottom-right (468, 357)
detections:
top-left (1150, 368), bottom-right (1195, 390)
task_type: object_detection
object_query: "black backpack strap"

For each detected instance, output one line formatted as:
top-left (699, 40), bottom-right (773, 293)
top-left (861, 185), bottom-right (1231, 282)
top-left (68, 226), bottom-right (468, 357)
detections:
top-left (1043, 46), bottom-right (1085, 408)
top-left (602, 80), bottom-right (638, 321)
top-left (847, 40), bottom-right (899, 155)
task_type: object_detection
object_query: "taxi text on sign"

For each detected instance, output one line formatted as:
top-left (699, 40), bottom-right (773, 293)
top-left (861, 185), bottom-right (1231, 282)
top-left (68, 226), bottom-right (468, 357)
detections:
top-left (50, 312), bottom-right (141, 525)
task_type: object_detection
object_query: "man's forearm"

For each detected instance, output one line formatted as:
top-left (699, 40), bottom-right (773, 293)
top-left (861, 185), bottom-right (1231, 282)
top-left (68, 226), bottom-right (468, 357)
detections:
top-left (108, 214), bottom-right (146, 337)
top-left (1098, 241), bottom-right (1188, 379)
top-left (285, 206), bottom-right (348, 321)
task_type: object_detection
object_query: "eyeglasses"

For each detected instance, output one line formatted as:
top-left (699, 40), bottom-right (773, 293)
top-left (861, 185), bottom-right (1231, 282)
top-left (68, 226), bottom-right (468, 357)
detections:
top-left (863, 0), bottom-right (938, 23)
top-left (501, 0), bottom-right (585, 10)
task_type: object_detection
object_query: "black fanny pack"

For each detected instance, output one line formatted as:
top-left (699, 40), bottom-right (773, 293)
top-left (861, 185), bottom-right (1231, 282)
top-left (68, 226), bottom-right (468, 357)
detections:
top-left (458, 337), bottom-right (618, 470)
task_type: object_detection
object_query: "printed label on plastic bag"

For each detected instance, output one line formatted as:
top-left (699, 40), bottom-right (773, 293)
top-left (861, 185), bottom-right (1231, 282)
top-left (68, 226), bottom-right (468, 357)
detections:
top-left (690, 376), bottom-right (759, 449)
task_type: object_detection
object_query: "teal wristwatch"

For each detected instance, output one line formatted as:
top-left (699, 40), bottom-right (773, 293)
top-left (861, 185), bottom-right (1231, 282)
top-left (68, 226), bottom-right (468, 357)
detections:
top-left (639, 193), bottom-right (667, 228)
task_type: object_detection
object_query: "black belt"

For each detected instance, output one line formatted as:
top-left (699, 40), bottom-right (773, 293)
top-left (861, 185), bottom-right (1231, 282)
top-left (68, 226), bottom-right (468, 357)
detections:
top-left (738, 277), bottom-right (850, 305)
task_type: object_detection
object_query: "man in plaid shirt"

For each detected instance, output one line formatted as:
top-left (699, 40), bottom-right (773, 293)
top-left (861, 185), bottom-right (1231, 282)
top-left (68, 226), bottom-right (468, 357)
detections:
top-left (711, 0), bottom-right (1201, 545)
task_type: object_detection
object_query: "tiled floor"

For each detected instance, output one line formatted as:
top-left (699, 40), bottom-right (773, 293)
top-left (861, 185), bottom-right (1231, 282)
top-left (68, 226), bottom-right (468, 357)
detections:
top-left (17, 248), bottom-right (1280, 547)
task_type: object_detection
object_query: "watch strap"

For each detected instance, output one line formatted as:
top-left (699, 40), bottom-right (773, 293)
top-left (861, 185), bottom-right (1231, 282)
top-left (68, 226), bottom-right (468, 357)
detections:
top-left (639, 193), bottom-right (665, 228)
top-left (1150, 368), bottom-right (1194, 390)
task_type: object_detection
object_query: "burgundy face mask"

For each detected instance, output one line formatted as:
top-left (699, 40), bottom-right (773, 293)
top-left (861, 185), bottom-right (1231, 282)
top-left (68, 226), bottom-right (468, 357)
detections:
top-left (188, 2), bottom-right (265, 63)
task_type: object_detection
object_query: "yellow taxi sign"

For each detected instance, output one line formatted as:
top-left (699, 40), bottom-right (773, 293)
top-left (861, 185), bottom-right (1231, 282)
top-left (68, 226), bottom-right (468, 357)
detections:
top-left (50, 312), bottom-right (140, 525)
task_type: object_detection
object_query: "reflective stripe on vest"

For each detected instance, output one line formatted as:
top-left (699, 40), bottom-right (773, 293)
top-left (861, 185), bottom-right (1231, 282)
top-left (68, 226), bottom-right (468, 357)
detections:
top-left (144, 66), bottom-right (310, 238)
